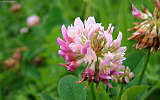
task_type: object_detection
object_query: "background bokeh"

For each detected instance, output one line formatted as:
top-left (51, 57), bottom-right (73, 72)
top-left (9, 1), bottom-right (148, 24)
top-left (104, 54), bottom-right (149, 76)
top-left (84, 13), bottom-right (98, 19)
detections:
top-left (0, 0), bottom-right (160, 100)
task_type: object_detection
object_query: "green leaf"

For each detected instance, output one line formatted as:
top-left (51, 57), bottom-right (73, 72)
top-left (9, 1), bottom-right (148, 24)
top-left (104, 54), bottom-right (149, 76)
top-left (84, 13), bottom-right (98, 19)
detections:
top-left (121, 85), bottom-right (149, 100)
top-left (146, 64), bottom-right (160, 83)
top-left (58, 75), bottom-right (87, 100)
top-left (39, 93), bottom-right (56, 100)
top-left (123, 52), bottom-right (144, 71)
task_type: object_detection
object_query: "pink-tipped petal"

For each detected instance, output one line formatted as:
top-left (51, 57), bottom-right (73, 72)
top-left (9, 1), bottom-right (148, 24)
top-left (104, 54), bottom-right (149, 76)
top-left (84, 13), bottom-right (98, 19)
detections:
top-left (114, 32), bottom-right (122, 48)
top-left (74, 17), bottom-right (84, 33)
top-left (69, 43), bottom-right (81, 52)
top-left (65, 53), bottom-right (76, 62)
top-left (60, 61), bottom-right (81, 72)
top-left (107, 52), bottom-right (114, 59)
top-left (61, 25), bottom-right (73, 43)
top-left (106, 24), bottom-right (112, 34)
top-left (111, 71), bottom-right (123, 75)
top-left (132, 5), bottom-right (141, 19)
top-left (86, 16), bottom-right (96, 24)
top-left (58, 50), bottom-right (65, 58)
top-left (88, 25), bottom-right (100, 39)
top-left (84, 65), bottom-right (95, 76)
top-left (105, 32), bottom-right (113, 48)
top-left (120, 77), bottom-right (123, 82)
top-left (99, 56), bottom-right (110, 69)
top-left (99, 74), bottom-right (112, 79)
top-left (103, 80), bottom-right (113, 88)
top-left (84, 48), bottom-right (97, 64)
top-left (116, 47), bottom-right (127, 54)
top-left (125, 76), bottom-right (129, 83)
top-left (110, 26), bottom-right (114, 34)
top-left (129, 72), bottom-right (134, 78)
top-left (82, 40), bottom-right (90, 54)
top-left (57, 37), bottom-right (66, 46)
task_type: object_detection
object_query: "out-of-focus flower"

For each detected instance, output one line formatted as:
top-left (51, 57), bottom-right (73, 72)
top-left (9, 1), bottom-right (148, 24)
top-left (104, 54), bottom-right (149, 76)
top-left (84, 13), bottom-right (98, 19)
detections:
top-left (2, 47), bottom-right (28, 70)
top-left (34, 56), bottom-right (43, 66)
top-left (57, 17), bottom-right (133, 88)
top-left (13, 49), bottom-right (21, 61)
top-left (10, 4), bottom-right (21, 12)
top-left (3, 58), bottom-right (18, 69)
top-left (12, 47), bottom-right (28, 61)
top-left (128, 2), bottom-right (160, 52)
top-left (27, 15), bottom-right (40, 27)
top-left (10, 0), bottom-right (16, 4)
top-left (20, 27), bottom-right (28, 34)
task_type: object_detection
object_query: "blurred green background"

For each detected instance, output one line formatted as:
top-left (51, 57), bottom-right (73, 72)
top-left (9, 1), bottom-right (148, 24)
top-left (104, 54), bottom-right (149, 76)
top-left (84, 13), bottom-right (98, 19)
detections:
top-left (0, 0), bottom-right (160, 100)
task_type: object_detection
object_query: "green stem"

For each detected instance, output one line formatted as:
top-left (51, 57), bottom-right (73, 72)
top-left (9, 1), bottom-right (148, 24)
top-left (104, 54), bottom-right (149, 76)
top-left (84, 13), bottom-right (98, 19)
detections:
top-left (91, 83), bottom-right (96, 100)
top-left (84, 0), bottom-right (91, 19)
top-left (141, 82), bottom-right (160, 100)
top-left (128, 0), bottom-right (133, 5)
top-left (137, 49), bottom-right (150, 85)
top-left (116, 84), bottom-right (123, 100)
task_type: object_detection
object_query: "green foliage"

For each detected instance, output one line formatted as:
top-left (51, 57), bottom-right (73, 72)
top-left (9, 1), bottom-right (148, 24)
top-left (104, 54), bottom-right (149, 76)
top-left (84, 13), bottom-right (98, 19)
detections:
top-left (96, 84), bottom-right (111, 100)
top-left (39, 93), bottom-right (56, 100)
top-left (58, 75), bottom-right (87, 100)
top-left (124, 52), bottom-right (144, 71)
top-left (86, 83), bottom-right (111, 100)
top-left (121, 85), bottom-right (149, 100)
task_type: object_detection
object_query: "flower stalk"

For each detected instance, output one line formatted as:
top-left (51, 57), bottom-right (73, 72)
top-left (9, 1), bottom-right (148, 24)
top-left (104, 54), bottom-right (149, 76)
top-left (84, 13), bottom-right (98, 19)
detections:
top-left (84, 0), bottom-right (91, 19)
top-left (91, 83), bottom-right (96, 100)
top-left (116, 84), bottom-right (124, 100)
top-left (141, 82), bottom-right (160, 100)
top-left (137, 49), bottom-right (150, 85)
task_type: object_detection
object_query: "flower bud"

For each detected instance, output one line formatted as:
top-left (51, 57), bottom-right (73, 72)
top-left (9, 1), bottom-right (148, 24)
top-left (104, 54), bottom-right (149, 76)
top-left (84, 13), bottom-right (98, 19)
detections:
top-left (20, 27), bottom-right (28, 34)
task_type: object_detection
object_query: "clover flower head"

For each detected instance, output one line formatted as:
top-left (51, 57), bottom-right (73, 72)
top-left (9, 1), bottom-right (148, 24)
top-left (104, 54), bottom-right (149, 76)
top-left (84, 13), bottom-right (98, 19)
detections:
top-left (129, 2), bottom-right (160, 52)
top-left (57, 17), bottom-right (133, 88)
top-left (27, 15), bottom-right (40, 27)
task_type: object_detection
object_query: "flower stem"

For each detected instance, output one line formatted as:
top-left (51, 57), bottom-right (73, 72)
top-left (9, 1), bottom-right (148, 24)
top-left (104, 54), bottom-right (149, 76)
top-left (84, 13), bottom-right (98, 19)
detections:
top-left (84, 0), bottom-right (91, 19)
top-left (137, 49), bottom-right (150, 85)
top-left (141, 82), bottom-right (160, 100)
top-left (116, 84), bottom-right (123, 100)
top-left (91, 83), bottom-right (96, 100)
